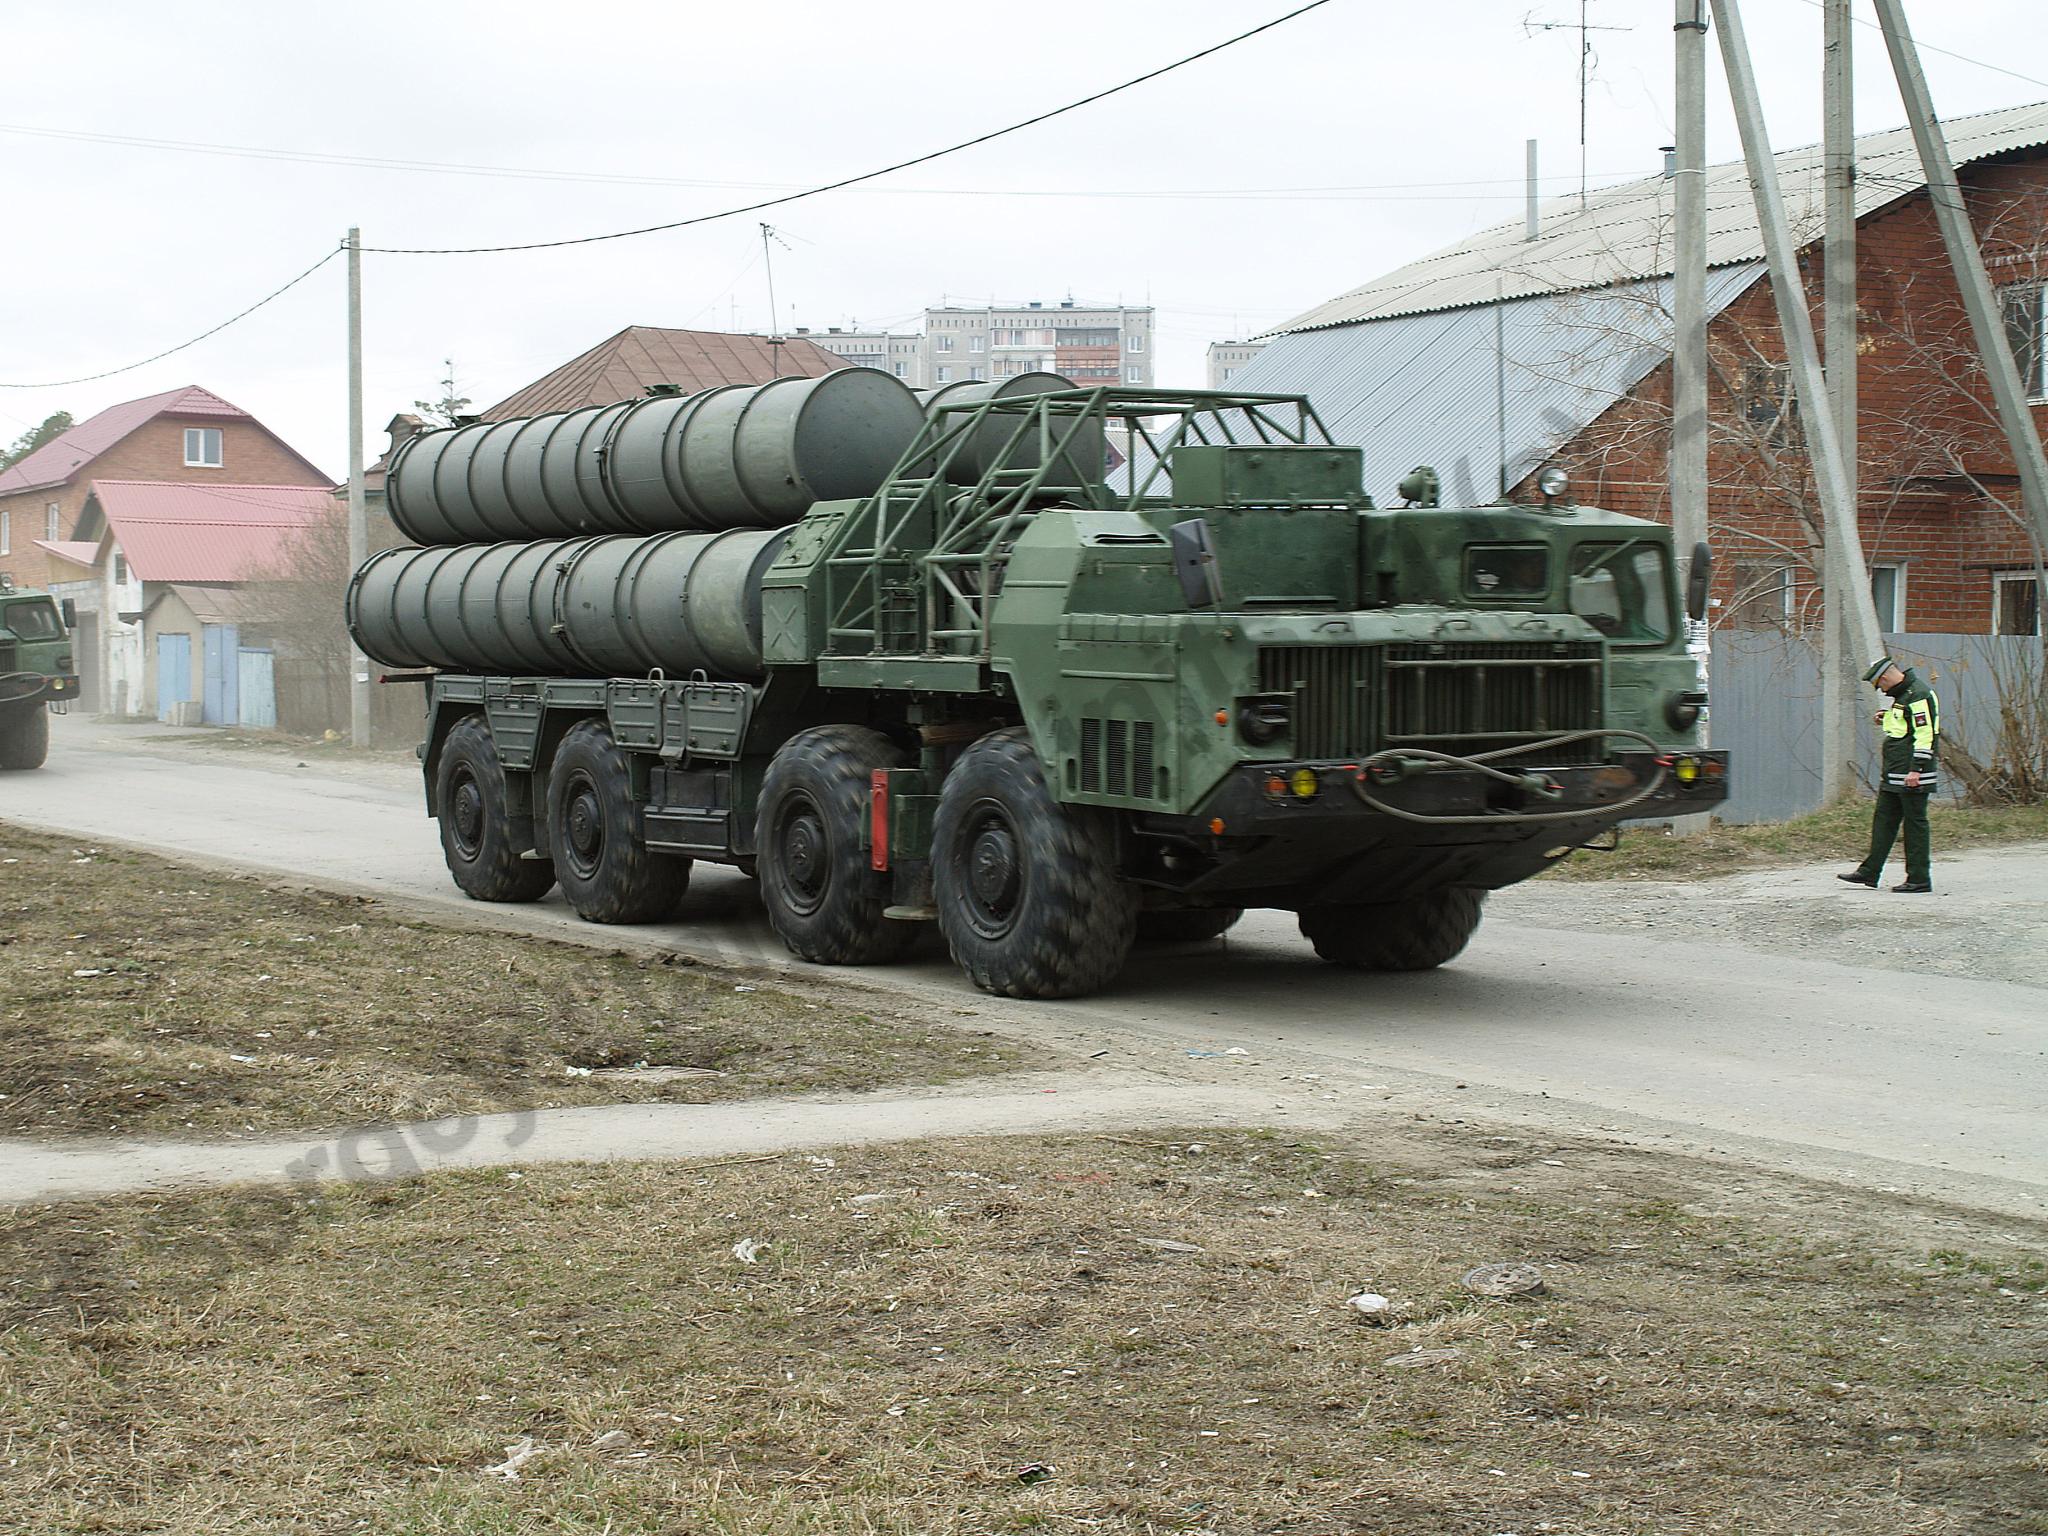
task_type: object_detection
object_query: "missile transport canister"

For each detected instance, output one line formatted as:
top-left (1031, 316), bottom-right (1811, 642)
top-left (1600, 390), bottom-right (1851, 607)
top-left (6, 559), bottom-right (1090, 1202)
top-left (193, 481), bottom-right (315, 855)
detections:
top-left (0, 576), bottom-right (80, 771)
top-left (351, 380), bottom-right (1728, 999)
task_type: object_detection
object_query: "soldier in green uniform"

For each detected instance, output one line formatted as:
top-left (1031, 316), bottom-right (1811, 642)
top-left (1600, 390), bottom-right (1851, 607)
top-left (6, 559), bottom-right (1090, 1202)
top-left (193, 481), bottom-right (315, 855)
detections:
top-left (1838, 656), bottom-right (1940, 893)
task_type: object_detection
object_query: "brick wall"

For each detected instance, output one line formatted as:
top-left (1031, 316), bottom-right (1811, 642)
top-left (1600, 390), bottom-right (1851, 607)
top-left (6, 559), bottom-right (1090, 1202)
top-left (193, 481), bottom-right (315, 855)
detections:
top-left (0, 413), bottom-right (330, 592)
top-left (1531, 154), bottom-right (2048, 634)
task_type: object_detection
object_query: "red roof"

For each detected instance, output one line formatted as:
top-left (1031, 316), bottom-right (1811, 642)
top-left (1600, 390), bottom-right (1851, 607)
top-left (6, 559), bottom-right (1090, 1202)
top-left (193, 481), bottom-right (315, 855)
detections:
top-left (0, 386), bottom-right (254, 496)
top-left (31, 539), bottom-right (99, 569)
top-left (483, 327), bottom-right (847, 418)
top-left (85, 480), bottom-right (336, 583)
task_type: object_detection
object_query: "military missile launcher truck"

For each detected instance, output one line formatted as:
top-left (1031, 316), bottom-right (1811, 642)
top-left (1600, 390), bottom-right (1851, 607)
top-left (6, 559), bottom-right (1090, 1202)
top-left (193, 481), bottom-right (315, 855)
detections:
top-left (348, 373), bottom-right (1727, 999)
top-left (0, 574), bottom-right (79, 771)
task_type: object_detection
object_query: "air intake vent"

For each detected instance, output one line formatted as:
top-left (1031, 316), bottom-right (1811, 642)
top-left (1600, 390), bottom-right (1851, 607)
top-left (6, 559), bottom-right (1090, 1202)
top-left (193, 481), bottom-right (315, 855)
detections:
top-left (1079, 716), bottom-right (1157, 799)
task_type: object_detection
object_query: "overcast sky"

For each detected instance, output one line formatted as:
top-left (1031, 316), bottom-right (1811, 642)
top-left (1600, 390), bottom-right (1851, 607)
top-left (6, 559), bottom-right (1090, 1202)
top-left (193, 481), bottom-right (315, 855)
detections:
top-left (3, 0), bottom-right (2042, 479)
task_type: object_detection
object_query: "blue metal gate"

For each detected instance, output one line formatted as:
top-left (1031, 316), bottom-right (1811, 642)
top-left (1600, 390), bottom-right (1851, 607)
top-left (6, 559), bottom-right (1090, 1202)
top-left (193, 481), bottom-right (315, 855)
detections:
top-left (203, 623), bottom-right (241, 725)
top-left (155, 632), bottom-right (192, 721)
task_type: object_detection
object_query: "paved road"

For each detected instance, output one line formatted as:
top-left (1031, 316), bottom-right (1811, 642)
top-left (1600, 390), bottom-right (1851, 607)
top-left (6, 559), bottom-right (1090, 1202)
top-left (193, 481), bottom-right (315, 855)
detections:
top-left (10, 713), bottom-right (2047, 1218)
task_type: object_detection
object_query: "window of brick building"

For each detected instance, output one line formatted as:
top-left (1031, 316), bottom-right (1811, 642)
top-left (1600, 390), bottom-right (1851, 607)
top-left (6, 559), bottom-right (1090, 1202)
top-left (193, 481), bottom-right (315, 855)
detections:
top-left (1870, 564), bottom-right (1905, 632)
top-left (1728, 561), bottom-right (1795, 627)
top-left (1, 509), bottom-right (10, 555)
top-left (183, 427), bottom-right (223, 467)
top-left (1994, 571), bottom-right (2040, 635)
top-left (45, 501), bottom-right (60, 541)
top-left (1740, 363), bottom-right (1799, 446)
top-left (1999, 281), bottom-right (2045, 400)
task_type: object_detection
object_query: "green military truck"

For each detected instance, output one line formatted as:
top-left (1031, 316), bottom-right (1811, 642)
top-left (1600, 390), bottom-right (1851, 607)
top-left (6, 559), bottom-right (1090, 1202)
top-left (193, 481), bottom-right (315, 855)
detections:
top-left (0, 574), bottom-right (80, 771)
top-left (348, 379), bottom-right (1726, 999)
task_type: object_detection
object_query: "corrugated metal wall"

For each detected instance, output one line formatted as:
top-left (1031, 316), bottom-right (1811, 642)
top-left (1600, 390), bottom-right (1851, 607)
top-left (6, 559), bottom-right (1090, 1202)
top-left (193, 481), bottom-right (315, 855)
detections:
top-left (1705, 631), bottom-right (2041, 822)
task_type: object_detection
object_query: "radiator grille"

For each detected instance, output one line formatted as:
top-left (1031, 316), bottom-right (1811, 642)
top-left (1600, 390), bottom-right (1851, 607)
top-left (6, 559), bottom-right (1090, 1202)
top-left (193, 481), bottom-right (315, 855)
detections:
top-left (1258, 642), bottom-right (1603, 761)
top-left (1079, 716), bottom-right (1159, 800)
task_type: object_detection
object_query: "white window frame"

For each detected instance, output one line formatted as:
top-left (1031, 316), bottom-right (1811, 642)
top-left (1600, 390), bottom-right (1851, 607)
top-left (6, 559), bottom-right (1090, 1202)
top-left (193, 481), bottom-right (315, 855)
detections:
top-left (183, 427), bottom-right (223, 467)
top-left (45, 501), bottom-right (60, 541)
top-left (1126, 333), bottom-right (1145, 352)
top-left (935, 366), bottom-right (951, 383)
top-left (1993, 569), bottom-right (2041, 635)
top-left (1869, 562), bottom-right (1906, 632)
top-left (1126, 365), bottom-right (1142, 383)
top-left (968, 335), bottom-right (984, 353)
top-left (936, 335), bottom-right (954, 353)
top-left (1, 508), bottom-right (10, 555)
top-left (1999, 280), bottom-right (2046, 402)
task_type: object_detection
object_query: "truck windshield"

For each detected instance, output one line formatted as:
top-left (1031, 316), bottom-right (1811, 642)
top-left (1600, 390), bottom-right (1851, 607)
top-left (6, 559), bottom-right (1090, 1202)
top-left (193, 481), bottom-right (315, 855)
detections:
top-left (0, 600), bottom-right (62, 640)
top-left (1569, 541), bottom-right (1672, 645)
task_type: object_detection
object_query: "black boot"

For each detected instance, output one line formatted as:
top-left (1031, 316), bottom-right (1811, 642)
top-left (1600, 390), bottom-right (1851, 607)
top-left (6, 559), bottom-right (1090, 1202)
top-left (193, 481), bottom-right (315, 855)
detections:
top-left (1891, 880), bottom-right (1932, 893)
top-left (1836, 871), bottom-right (1878, 888)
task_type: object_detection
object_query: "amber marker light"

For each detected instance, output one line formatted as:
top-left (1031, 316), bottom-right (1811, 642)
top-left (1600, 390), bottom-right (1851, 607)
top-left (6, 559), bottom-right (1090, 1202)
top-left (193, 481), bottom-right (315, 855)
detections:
top-left (1214, 709), bottom-right (1230, 726)
top-left (1263, 774), bottom-right (1288, 798)
top-left (1208, 817), bottom-right (1227, 835)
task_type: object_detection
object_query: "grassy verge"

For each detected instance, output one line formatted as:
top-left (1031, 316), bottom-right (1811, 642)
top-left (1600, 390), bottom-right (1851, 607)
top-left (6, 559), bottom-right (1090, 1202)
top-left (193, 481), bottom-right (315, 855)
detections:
top-left (0, 826), bottom-right (1022, 1139)
top-left (2, 1130), bottom-right (2041, 1533)
top-left (1545, 799), bottom-right (2048, 882)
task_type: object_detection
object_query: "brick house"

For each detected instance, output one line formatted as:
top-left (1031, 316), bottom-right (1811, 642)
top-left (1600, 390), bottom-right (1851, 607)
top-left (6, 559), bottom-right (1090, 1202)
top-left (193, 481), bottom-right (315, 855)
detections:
top-left (1228, 100), bottom-right (2048, 638)
top-left (0, 385), bottom-right (330, 595)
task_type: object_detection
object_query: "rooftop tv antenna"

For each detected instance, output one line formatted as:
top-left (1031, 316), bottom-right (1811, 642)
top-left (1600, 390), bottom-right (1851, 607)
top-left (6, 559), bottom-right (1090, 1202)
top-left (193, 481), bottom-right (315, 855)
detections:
top-left (1524, 2), bottom-right (1632, 209)
top-left (761, 222), bottom-right (793, 345)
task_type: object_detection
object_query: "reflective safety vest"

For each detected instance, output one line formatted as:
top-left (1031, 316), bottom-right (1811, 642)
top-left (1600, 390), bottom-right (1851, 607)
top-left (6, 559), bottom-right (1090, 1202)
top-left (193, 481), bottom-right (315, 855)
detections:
top-left (1879, 668), bottom-right (1939, 791)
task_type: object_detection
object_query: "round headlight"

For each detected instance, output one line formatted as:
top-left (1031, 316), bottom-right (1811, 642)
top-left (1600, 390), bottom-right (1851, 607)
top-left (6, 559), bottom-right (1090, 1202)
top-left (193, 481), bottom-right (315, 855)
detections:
top-left (1538, 465), bottom-right (1570, 500)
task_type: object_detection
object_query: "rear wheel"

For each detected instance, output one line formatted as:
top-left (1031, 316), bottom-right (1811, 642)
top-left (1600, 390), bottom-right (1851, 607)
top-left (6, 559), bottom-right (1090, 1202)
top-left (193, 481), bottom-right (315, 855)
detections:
top-left (757, 725), bottom-right (915, 965)
top-left (932, 728), bottom-right (1136, 999)
top-left (436, 715), bottom-right (555, 903)
top-left (0, 701), bottom-right (49, 770)
top-left (547, 719), bottom-right (690, 923)
top-left (1298, 888), bottom-right (1485, 971)
top-left (1136, 907), bottom-right (1243, 944)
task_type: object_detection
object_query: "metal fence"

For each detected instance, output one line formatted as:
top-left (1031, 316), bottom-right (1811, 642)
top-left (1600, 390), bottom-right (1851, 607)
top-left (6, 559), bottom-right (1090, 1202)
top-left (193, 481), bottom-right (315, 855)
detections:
top-left (1704, 631), bottom-right (2041, 822)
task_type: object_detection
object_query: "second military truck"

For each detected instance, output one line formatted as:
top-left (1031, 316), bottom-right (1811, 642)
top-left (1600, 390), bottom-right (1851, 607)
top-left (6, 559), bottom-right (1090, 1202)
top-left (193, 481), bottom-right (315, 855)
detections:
top-left (0, 574), bottom-right (80, 771)
top-left (348, 374), bottom-right (1726, 998)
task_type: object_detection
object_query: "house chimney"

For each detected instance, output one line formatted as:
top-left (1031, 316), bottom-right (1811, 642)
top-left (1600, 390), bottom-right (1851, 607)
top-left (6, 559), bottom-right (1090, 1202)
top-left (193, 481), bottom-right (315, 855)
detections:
top-left (1525, 139), bottom-right (1539, 241)
top-left (384, 413), bottom-right (426, 454)
top-left (1661, 144), bottom-right (1677, 179)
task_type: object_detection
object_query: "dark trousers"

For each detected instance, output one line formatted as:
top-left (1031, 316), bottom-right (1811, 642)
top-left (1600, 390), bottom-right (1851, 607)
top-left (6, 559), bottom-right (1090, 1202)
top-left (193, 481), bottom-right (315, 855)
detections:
top-left (1857, 789), bottom-right (1931, 885)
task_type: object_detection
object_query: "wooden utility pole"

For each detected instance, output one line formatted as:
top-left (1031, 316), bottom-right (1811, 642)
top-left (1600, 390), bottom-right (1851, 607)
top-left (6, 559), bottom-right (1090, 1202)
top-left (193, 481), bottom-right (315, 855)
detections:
top-left (346, 228), bottom-right (369, 749)
top-left (1820, 0), bottom-right (1857, 802)
top-left (1710, 0), bottom-right (1884, 672)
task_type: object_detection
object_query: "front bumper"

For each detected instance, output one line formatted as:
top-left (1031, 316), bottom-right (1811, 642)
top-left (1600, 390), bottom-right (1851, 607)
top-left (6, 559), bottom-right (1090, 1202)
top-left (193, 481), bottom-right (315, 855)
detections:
top-left (1146, 749), bottom-right (1729, 901)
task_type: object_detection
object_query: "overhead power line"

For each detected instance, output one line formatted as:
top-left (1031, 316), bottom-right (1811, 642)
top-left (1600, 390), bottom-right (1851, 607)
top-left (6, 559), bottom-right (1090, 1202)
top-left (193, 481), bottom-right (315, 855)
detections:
top-left (359, 0), bottom-right (1337, 254)
top-left (0, 246), bottom-right (342, 390)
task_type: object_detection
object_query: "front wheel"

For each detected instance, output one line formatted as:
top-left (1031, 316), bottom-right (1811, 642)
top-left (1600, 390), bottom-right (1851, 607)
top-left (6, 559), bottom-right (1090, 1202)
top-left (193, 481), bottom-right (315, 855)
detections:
top-left (1298, 888), bottom-right (1485, 971)
top-left (0, 701), bottom-right (50, 770)
top-left (757, 725), bottom-right (916, 966)
top-left (547, 719), bottom-right (690, 924)
top-left (932, 728), bottom-right (1135, 999)
top-left (436, 715), bottom-right (555, 903)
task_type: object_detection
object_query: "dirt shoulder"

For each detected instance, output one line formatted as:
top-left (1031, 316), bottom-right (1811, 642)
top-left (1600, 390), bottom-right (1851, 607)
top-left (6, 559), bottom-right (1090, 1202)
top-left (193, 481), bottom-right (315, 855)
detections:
top-left (2, 1125), bottom-right (2041, 1535)
top-left (0, 827), bottom-right (1037, 1139)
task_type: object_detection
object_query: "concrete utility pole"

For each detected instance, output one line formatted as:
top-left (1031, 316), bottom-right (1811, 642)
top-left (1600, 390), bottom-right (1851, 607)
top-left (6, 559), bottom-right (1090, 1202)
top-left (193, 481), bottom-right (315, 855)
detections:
top-left (1671, 0), bottom-right (1711, 834)
top-left (1820, 0), bottom-right (1857, 803)
top-left (346, 228), bottom-right (369, 749)
top-left (1870, 0), bottom-right (2048, 562)
top-left (1710, 0), bottom-right (1884, 672)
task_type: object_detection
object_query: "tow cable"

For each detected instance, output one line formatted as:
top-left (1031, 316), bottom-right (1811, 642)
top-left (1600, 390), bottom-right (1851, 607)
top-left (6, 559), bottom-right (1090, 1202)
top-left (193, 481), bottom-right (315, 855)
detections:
top-left (1346, 728), bottom-right (1671, 826)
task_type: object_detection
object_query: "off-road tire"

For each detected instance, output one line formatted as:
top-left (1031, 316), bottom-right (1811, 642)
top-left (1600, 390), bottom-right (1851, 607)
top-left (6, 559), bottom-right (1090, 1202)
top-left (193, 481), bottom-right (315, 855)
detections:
top-left (1136, 906), bottom-right (1244, 944)
top-left (547, 719), bottom-right (690, 924)
top-left (1298, 887), bottom-right (1485, 971)
top-left (757, 725), bottom-right (915, 966)
top-left (436, 715), bottom-right (555, 903)
top-left (0, 701), bottom-right (49, 770)
top-left (932, 727), bottom-right (1136, 999)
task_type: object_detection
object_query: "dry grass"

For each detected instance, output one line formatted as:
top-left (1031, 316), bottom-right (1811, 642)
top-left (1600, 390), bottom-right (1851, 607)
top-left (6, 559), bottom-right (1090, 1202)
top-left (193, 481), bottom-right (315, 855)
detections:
top-left (0, 826), bottom-right (1023, 1139)
top-left (1, 1129), bottom-right (2042, 1534)
top-left (1545, 799), bottom-right (2048, 882)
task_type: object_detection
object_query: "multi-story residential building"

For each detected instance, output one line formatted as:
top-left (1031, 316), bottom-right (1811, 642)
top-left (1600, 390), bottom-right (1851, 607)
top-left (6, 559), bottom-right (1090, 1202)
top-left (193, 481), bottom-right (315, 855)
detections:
top-left (799, 300), bottom-right (1154, 389)
top-left (1206, 340), bottom-right (1268, 389)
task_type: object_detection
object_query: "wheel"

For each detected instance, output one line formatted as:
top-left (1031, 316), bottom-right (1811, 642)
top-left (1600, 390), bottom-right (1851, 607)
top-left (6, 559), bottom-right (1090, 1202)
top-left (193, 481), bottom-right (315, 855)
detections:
top-left (1136, 907), bottom-right (1244, 944)
top-left (435, 715), bottom-right (555, 903)
top-left (0, 701), bottom-right (49, 770)
top-left (547, 719), bottom-right (690, 923)
top-left (932, 727), bottom-right (1136, 999)
top-left (757, 725), bottom-right (916, 965)
top-left (1298, 888), bottom-right (1485, 971)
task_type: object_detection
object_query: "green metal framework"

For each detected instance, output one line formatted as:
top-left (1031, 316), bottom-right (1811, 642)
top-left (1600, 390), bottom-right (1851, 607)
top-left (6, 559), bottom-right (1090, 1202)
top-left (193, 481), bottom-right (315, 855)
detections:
top-left (819, 388), bottom-right (1334, 663)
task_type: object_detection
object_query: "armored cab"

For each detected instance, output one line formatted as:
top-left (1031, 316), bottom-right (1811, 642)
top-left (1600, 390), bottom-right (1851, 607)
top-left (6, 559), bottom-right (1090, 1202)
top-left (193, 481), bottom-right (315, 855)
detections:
top-left (0, 576), bottom-right (80, 771)
top-left (351, 384), bottom-right (1726, 999)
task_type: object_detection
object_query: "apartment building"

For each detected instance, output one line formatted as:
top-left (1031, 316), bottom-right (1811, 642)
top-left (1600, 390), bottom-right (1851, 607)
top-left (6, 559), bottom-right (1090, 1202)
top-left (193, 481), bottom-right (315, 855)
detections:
top-left (800, 300), bottom-right (1154, 389)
